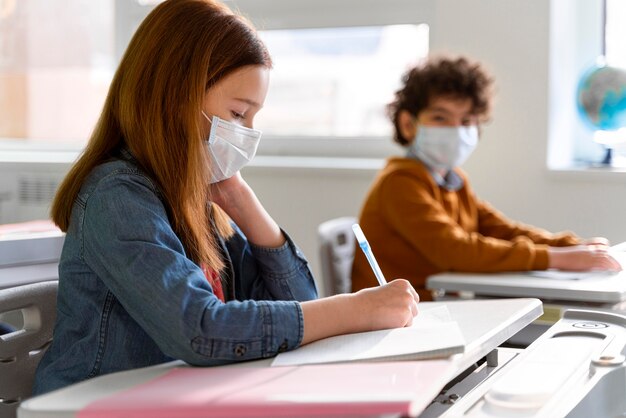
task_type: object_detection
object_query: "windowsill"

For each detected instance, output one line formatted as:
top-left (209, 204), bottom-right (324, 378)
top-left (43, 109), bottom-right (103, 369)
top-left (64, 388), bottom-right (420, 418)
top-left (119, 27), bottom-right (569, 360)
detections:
top-left (0, 136), bottom-right (400, 171)
top-left (7, 141), bottom-right (626, 179)
top-left (0, 139), bottom-right (82, 164)
top-left (548, 164), bottom-right (626, 182)
top-left (248, 155), bottom-right (386, 171)
top-left (5, 138), bottom-right (626, 180)
top-left (0, 150), bottom-right (80, 164)
top-left (0, 147), bottom-right (388, 173)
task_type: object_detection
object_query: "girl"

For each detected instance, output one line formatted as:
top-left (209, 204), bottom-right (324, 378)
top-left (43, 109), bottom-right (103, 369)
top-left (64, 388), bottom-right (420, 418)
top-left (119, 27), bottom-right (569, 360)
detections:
top-left (34, 0), bottom-right (419, 395)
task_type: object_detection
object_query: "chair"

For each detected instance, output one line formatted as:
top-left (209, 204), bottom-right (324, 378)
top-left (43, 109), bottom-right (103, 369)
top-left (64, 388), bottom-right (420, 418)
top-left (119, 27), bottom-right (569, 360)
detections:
top-left (317, 217), bottom-right (357, 296)
top-left (0, 281), bottom-right (58, 418)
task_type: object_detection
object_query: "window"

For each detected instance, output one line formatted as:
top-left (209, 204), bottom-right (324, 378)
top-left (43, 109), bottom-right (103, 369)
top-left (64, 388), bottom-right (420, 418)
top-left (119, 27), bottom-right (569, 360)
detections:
top-left (257, 25), bottom-right (428, 138)
top-left (0, 0), bottom-right (431, 159)
top-left (557, 0), bottom-right (626, 169)
top-left (605, 0), bottom-right (626, 68)
top-left (548, 0), bottom-right (612, 170)
top-left (0, 0), bottom-right (115, 144)
top-left (594, 0), bottom-right (626, 166)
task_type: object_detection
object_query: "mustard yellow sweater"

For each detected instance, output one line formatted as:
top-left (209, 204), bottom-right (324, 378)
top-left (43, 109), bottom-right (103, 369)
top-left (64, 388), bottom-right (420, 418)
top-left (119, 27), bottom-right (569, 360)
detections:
top-left (351, 158), bottom-right (579, 300)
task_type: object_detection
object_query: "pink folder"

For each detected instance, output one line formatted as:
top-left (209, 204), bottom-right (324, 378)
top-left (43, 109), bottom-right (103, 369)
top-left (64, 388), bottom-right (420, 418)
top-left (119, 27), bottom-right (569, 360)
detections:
top-left (78, 361), bottom-right (454, 418)
top-left (0, 219), bottom-right (60, 236)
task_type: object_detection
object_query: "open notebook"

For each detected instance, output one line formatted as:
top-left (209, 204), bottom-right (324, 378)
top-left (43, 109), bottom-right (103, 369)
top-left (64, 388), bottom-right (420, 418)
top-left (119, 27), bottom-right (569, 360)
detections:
top-left (272, 305), bottom-right (465, 367)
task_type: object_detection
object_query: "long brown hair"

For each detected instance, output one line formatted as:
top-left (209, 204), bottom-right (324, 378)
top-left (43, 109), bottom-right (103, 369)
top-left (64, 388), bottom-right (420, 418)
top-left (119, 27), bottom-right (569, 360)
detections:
top-left (51, 0), bottom-right (272, 271)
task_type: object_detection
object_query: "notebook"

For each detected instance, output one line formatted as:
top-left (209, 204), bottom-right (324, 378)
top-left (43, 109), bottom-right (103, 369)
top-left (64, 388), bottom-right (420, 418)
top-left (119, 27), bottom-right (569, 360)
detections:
top-left (78, 361), bottom-right (455, 418)
top-left (271, 306), bottom-right (465, 367)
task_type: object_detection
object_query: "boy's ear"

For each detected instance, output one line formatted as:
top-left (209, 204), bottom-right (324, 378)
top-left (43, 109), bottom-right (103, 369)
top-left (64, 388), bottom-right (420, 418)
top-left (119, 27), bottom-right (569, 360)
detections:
top-left (398, 110), bottom-right (418, 143)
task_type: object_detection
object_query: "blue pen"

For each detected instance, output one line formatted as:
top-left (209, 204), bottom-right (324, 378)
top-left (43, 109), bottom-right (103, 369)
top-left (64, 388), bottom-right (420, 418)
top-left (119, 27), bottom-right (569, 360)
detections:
top-left (352, 224), bottom-right (387, 286)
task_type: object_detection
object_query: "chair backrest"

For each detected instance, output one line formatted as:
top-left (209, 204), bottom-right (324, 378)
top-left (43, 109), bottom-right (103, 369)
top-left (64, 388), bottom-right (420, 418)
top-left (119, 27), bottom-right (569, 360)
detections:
top-left (0, 280), bottom-right (58, 418)
top-left (317, 217), bottom-right (357, 296)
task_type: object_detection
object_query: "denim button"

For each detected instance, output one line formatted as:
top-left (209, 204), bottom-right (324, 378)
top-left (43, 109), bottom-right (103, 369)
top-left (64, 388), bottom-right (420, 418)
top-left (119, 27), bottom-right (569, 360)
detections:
top-left (234, 344), bottom-right (247, 356)
top-left (278, 340), bottom-right (289, 353)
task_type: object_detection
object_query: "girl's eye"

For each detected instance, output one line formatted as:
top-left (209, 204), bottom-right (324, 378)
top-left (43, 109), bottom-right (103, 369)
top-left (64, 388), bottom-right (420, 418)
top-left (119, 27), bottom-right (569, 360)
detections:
top-left (231, 111), bottom-right (245, 120)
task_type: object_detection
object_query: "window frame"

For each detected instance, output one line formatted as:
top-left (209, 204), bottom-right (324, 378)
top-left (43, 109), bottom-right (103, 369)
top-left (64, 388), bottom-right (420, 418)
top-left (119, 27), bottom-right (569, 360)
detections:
top-left (547, 0), bottom-right (620, 171)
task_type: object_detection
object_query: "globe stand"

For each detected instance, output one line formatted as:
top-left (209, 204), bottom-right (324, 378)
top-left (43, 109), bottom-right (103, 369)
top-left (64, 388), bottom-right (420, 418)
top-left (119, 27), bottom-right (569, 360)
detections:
top-left (600, 148), bottom-right (613, 166)
top-left (591, 130), bottom-right (626, 168)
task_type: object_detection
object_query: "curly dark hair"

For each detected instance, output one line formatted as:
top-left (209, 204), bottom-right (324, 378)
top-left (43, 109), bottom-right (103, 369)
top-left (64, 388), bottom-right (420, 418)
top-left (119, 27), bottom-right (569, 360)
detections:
top-left (388, 56), bottom-right (494, 146)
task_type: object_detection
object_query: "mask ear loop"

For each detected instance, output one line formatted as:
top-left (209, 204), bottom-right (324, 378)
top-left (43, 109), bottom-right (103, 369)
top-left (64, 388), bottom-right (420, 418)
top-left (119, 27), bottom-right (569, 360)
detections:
top-left (202, 111), bottom-right (219, 144)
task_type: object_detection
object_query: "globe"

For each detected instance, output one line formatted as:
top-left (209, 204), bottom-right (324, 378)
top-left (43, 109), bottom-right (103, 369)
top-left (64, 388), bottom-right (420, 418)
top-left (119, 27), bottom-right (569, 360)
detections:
top-left (576, 62), bottom-right (626, 132)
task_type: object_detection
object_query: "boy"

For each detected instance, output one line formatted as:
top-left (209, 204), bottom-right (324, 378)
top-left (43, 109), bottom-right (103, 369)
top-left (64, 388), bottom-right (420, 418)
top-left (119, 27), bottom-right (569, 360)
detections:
top-left (351, 56), bottom-right (620, 301)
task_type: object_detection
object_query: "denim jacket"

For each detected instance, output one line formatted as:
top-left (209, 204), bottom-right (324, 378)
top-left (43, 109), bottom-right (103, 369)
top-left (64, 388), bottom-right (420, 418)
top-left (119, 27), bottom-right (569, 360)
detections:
top-left (33, 151), bottom-right (318, 395)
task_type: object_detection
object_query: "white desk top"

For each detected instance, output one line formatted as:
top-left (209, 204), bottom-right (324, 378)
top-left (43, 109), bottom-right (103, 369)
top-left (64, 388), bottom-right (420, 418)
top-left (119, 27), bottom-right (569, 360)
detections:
top-left (0, 231), bottom-right (63, 289)
top-left (0, 231), bottom-right (64, 266)
top-left (19, 298), bottom-right (542, 418)
top-left (0, 262), bottom-right (59, 290)
top-left (427, 271), bottom-right (626, 304)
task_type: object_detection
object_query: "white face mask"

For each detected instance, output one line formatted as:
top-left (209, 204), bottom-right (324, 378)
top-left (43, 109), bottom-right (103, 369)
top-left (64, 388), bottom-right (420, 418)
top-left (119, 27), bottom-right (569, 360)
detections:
top-left (408, 125), bottom-right (479, 171)
top-left (202, 111), bottom-right (262, 183)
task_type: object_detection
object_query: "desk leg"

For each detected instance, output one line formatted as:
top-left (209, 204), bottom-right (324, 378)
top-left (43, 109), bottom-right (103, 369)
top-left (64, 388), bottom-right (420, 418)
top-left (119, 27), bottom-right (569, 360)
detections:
top-left (486, 349), bottom-right (498, 367)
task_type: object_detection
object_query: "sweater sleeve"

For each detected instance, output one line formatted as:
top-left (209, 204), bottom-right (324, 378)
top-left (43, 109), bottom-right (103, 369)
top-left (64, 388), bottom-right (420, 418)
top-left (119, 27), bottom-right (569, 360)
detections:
top-left (476, 199), bottom-right (580, 246)
top-left (378, 172), bottom-right (551, 272)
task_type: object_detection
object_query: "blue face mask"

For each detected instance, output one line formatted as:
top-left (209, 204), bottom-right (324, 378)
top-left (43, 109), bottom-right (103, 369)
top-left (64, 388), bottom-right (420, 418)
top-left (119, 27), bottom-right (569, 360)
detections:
top-left (408, 125), bottom-right (479, 171)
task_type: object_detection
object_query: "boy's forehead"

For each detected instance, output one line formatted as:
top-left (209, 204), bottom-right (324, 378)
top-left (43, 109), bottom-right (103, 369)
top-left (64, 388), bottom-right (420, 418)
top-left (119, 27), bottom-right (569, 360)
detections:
top-left (424, 96), bottom-right (474, 114)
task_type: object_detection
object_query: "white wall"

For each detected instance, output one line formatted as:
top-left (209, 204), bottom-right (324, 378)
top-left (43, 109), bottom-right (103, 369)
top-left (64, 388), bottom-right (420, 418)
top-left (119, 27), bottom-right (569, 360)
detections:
top-left (243, 0), bottom-right (626, 296)
top-left (242, 163), bottom-right (379, 296)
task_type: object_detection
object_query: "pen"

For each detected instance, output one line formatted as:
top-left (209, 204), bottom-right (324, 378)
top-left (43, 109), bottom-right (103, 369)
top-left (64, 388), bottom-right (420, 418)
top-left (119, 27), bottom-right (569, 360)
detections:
top-left (352, 224), bottom-right (387, 286)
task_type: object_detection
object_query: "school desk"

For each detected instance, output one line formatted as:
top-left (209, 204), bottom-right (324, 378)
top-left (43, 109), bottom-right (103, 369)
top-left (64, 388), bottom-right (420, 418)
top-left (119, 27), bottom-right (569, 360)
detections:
top-left (18, 298), bottom-right (542, 418)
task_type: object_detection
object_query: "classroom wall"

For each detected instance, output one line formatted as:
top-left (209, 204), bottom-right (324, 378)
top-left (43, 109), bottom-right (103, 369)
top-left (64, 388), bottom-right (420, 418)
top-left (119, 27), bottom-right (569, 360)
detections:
top-left (243, 0), bottom-right (626, 296)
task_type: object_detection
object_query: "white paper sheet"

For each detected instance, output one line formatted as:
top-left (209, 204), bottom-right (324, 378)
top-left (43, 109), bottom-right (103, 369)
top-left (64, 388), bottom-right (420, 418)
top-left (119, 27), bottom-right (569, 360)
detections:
top-left (272, 306), bottom-right (465, 367)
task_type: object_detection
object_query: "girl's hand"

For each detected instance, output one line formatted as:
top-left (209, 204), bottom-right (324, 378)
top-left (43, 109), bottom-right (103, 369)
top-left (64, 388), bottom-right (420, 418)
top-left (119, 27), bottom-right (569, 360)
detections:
top-left (209, 171), bottom-right (285, 248)
top-left (209, 172), bottom-right (248, 215)
top-left (300, 279), bottom-right (419, 345)
top-left (350, 279), bottom-right (420, 329)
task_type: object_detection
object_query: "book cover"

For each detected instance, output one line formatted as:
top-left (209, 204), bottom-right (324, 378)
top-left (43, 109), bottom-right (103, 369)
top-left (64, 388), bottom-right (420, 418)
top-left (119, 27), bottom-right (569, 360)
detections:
top-left (78, 361), bottom-right (454, 418)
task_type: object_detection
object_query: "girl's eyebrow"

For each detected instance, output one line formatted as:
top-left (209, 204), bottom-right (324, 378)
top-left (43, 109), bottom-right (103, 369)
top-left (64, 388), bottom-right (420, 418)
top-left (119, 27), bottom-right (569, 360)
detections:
top-left (234, 98), bottom-right (262, 109)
